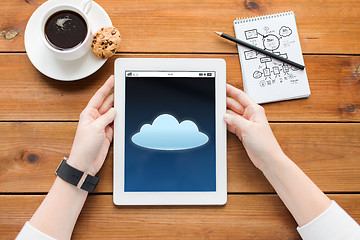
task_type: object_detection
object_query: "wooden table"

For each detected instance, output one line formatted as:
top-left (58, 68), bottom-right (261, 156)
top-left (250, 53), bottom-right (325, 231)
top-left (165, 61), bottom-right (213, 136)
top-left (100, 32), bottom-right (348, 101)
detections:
top-left (1, 0), bottom-right (359, 239)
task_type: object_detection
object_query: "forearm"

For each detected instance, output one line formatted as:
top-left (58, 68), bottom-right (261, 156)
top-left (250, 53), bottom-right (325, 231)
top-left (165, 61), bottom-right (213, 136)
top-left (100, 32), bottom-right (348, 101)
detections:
top-left (261, 153), bottom-right (332, 226)
top-left (29, 177), bottom-right (88, 240)
top-left (19, 76), bottom-right (115, 240)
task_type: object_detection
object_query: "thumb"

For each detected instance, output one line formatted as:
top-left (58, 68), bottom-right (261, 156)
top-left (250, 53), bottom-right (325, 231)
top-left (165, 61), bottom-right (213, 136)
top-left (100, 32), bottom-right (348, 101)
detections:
top-left (96, 108), bottom-right (117, 129)
top-left (224, 112), bottom-right (249, 132)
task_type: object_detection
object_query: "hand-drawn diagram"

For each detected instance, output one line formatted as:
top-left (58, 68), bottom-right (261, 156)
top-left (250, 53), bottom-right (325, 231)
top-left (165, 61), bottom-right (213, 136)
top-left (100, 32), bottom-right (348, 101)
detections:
top-left (243, 26), bottom-right (299, 87)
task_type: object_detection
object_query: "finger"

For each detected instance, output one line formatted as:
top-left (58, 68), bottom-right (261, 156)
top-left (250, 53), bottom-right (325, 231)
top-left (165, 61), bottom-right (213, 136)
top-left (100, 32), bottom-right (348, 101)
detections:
top-left (242, 103), bottom-right (267, 122)
top-left (99, 93), bottom-right (114, 115)
top-left (105, 125), bottom-right (114, 142)
top-left (110, 123), bottom-right (115, 139)
top-left (226, 84), bottom-right (256, 108)
top-left (95, 108), bottom-right (117, 129)
top-left (223, 111), bottom-right (237, 133)
top-left (87, 75), bottom-right (115, 109)
top-left (226, 109), bottom-right (240, 117)
top-left (227, 97), bottom-right (245, 115)
top-left (224, 109), bottom-right (249, 132)
top-left (226, 123), bottom-right (237, 135)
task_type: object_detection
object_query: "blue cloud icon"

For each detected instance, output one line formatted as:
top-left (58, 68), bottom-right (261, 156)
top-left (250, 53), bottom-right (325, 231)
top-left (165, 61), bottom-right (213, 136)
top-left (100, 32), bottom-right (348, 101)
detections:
top-left (131, 114), bottom-right (209, 150)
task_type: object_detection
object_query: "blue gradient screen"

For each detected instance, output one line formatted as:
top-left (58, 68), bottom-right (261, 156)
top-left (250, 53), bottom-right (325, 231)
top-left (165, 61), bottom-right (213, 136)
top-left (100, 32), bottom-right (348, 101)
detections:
top-left (124, 71), bottom-right (216, 192)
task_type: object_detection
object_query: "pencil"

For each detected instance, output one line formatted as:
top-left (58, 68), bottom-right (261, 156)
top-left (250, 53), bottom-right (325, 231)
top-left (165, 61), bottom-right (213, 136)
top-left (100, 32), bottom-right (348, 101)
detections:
top-left (214, 31), bottom-right (305, 70)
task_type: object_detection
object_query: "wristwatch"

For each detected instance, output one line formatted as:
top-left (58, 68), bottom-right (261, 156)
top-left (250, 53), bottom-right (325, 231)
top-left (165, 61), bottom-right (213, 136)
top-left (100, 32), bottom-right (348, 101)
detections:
top-left (55, 157), bottom-right (100, 192)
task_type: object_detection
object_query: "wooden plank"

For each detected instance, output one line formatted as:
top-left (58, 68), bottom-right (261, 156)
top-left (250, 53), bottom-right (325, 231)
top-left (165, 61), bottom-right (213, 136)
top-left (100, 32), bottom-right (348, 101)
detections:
top-left (1, 194), bottom-right (359, 240)
top-left (0, 0), bottom-right (359, 54)
top-left (0, 54), bottom-right (359, 122)
top-left (1, 122), bottom-right (359, 193)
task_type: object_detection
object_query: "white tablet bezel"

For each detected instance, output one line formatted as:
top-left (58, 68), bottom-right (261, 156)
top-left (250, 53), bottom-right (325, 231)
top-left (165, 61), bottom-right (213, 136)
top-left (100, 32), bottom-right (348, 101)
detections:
top-left (113, 58), bottom-right (227, 205)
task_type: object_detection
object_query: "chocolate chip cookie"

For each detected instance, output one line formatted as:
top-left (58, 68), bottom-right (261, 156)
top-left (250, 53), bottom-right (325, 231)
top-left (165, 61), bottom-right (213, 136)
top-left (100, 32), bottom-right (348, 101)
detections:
top-left (91, 26), bottom-right (121, 59)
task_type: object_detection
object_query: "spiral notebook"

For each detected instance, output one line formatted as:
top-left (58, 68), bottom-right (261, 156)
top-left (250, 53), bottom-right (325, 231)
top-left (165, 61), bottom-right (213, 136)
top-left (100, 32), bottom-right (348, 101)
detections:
top-left (233, 11), bottom-right (310, 104)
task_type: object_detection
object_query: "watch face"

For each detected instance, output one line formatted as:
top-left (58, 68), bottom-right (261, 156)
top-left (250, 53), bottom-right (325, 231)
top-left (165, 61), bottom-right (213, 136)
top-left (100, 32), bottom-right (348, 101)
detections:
top-left (55, 157), bottom-right (99, 192)
top-left (55, 157), bottom-right (67, 175)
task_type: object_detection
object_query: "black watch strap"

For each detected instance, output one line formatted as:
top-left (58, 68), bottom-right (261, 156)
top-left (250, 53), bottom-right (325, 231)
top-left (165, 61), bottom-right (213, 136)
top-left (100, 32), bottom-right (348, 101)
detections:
top-left (55, 157), bottom-right (100, 192)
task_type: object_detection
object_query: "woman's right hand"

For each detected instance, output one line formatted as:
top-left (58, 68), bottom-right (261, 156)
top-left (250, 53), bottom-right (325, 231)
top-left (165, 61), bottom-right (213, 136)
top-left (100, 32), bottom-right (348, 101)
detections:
top-left (223, 84), bottom-right (284, 171)
top-left (67, 75), bottom-right (116, 176)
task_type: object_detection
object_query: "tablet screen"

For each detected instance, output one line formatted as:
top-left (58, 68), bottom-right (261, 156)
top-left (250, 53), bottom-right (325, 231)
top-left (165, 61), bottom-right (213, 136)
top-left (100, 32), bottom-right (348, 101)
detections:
top-left (124, 71), bottom-right (216, 192)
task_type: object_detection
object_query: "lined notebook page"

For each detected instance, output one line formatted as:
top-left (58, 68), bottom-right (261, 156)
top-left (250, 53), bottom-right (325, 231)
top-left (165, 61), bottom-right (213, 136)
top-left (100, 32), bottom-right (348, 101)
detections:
top-left (233, 11), bottom-right (310, 104)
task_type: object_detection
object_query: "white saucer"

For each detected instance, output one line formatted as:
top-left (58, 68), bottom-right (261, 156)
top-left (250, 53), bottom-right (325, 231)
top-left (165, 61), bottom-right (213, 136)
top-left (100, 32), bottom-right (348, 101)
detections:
top-left (24, 0), bottom-right (112, 81)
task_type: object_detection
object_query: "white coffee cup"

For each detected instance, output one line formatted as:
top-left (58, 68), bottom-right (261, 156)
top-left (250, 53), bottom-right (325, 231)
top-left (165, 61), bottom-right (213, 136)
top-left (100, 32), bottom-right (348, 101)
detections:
top-left (40, 0), bottom-right (93, 61)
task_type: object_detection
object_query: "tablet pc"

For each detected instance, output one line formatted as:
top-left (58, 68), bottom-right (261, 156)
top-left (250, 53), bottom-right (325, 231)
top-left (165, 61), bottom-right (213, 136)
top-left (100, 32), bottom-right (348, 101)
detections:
top-left (113, 58), bottom-right (226, 205)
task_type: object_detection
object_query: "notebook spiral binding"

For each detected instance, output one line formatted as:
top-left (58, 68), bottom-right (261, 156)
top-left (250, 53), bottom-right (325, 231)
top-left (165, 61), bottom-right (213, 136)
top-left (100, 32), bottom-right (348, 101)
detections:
top-left (234, 11), bottom-right (293, 24)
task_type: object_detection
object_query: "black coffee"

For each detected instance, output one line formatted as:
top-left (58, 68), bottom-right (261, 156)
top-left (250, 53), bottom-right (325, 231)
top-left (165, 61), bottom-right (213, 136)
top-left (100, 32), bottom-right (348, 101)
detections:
top-left (45, 10), bottom-right (87, 51)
